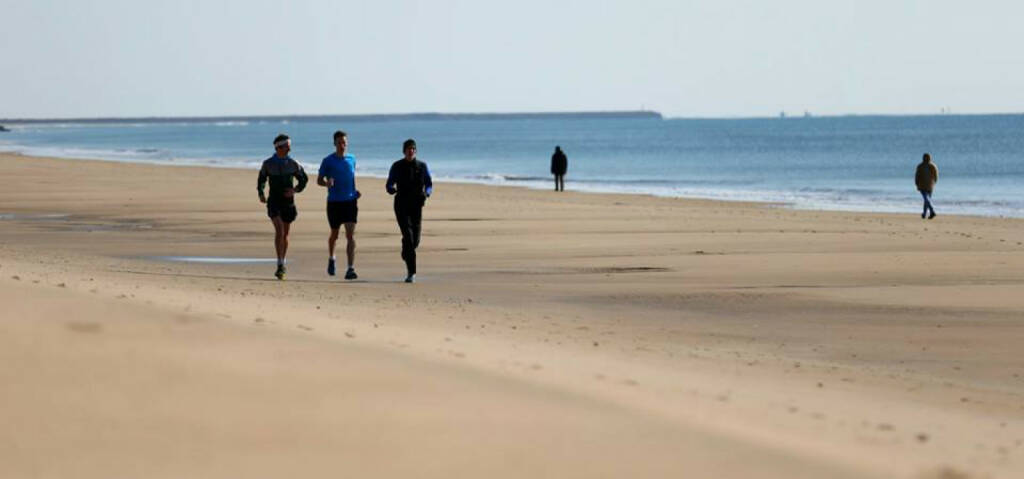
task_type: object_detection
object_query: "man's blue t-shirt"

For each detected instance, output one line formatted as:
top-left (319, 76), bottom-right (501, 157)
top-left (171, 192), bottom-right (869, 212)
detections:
top-left (318, 153), bottom-right (357, 202)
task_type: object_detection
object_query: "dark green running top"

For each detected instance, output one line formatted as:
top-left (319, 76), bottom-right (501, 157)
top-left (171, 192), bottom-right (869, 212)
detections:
top-left (258, 155), bottom-right (308, 203)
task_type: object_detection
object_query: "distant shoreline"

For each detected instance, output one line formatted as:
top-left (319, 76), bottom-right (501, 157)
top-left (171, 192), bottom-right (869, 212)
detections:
top-left (10, 110), bottom-right (1024, 124)
top-left (0, 110), bottom-right (662, 125)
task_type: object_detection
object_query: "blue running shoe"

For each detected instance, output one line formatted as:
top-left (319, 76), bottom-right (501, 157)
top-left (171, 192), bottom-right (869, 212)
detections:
top-left (327, 258), bottom-right (336, 276)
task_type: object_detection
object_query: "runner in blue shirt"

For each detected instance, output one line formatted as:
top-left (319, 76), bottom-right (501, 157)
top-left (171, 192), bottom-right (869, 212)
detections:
top-left (317, 130), bottom-right (360, 279)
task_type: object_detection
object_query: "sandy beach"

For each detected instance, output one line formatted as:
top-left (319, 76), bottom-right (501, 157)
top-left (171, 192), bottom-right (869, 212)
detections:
top-left (2, 153), bottom-right (1023, 478)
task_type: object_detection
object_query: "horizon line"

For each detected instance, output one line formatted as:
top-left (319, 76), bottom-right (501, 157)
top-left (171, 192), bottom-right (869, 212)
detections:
top-left (0, 110), bottom-right (663, 124)
top-left (4, 109), bottom-right (1024, 124)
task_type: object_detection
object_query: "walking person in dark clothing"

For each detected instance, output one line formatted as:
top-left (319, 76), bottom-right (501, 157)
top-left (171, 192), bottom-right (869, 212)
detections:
top-left (915, 153), bottom-right (939, 219)
top-left (551, 146), bottom-right (568, 191)
top-left (386, 139), bottom-right (433, 283)
top-left (258, 134), bottom-right (309, 280)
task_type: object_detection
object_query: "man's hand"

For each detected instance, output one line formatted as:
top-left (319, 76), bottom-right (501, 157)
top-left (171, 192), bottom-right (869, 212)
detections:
top-left (327, 177), bottom-right (335, 187)
top-left (259, 195), bottom-right (267, 204)
top-left (283, 188), bottom-right (295, 199)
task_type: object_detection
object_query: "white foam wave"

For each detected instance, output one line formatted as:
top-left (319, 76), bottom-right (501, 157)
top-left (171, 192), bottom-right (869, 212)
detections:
top-left (2, 141), bottom-right (1020, 218)
top-left (0, 143), bottom-right (263, 170)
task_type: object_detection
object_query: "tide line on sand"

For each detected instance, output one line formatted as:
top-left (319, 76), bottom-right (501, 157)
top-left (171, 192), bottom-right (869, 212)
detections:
top-left (151, 256), bottom-right (279, 264)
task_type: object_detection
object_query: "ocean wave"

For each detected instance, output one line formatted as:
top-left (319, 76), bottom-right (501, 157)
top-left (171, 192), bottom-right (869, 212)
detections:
top-left (3, 143), bottom-right (1019, 217)
top-left (0, 143), bottom-right (266, 170)
top-left (468, 173), bottom-right (548, 182)
top-left (113, 147), bottom-right (162, 154)
top-left (11, 122), bottom-right (195, 129)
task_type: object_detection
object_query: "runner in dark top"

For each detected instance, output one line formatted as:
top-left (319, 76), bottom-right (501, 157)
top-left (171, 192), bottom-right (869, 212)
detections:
top-left (386, 138), bottom-right (433, 283)
top-left (317, 130), bottom-right (360, 279)
top-left (258, 134), bottom-right (308, 280)
top-left (551, 146), bottom-right (567, 192)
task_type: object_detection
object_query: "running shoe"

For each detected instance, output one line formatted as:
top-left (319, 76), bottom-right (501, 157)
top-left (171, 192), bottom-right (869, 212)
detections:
top-left (327, 258), bottom-right (336, 276)
top-left (275, 265), bottom-right (286, 280)
top-left (404, 274), bottom-right (415, 283)
top-left (344, 268), bottom-right (358, 280)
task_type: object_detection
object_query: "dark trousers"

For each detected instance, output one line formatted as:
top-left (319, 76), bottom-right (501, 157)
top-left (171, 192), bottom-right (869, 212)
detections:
top-left (554, 174), bottom-right (565, 191)
top-left (394, 202), bottom-right (423, 275)
top-left (919, 190), bottom-right (935, 217)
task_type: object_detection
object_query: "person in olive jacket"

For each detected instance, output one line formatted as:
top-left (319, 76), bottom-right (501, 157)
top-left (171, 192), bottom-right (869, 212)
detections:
top-left (257, 134), bottom-right (308, 280)
top-left (386, 139), bottom-right (433, 283)
top-left (915, 153), bottom-right (939, 219)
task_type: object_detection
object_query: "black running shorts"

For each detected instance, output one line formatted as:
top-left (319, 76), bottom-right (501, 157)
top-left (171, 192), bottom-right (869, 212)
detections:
top-left (267, 200), bottom-right (298, 223)
top-left (326, 199), bottom-right (358, 229)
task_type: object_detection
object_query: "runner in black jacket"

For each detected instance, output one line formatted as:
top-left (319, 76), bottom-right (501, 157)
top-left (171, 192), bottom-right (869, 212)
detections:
top-left (258, 134), bottom-right (308, 280)
top-left (385, 139), bottom-right (433, 283)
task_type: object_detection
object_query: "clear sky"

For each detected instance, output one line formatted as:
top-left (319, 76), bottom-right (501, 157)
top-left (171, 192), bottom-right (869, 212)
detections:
top-left (1, 0), bottom-right (1022, 119)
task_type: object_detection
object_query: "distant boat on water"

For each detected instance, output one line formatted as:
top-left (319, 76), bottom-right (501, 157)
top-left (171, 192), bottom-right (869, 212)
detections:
top-left (0, 125), bottom-right (10, 132)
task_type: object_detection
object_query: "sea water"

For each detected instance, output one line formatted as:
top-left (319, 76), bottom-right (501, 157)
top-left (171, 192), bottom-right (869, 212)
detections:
top-left (1, 113), bottom-right (1022, 217)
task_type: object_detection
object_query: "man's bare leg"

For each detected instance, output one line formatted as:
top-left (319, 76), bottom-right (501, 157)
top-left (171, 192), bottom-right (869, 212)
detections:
top-left (343, 222), bottom-right (357, 279)
top-left (272, 217), bottom-right (285, 262)
top-left (280, 221), bottom-right (290, 259)
top-left (271, 217), bottom-right (288, 279)
top-left (326, 227), bottom-right (340, 276)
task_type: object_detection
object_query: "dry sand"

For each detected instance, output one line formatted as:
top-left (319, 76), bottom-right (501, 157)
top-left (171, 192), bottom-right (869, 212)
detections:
top-left (1, 153), bottom-right (1023, 478)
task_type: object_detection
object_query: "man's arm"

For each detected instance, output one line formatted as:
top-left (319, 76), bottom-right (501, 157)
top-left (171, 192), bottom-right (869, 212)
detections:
top-left (386, 164), bottom-right (398, 195)
top-left (293, 164), bottom-right (309, 193)
top-left (423, 163), bottom-right (433, 197)
top-left (317, 160), bottom-right (333, 187)
top-left (257, 164), bottom-right (268, 203)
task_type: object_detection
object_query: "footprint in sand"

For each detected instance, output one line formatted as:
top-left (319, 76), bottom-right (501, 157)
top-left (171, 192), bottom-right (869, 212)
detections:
top-left (66, 321), bottom-right (103, 334)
